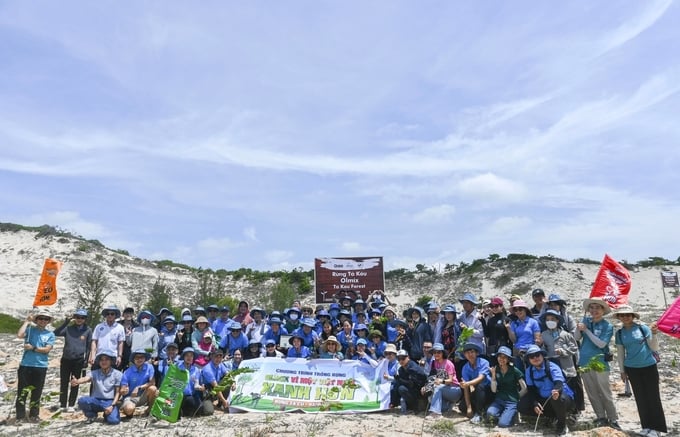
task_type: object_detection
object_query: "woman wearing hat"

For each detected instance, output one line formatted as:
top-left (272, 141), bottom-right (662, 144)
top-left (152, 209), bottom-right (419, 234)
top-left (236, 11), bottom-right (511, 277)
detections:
top-left (392, 319), bottom-right (413, 357)
top-left (319, 336), bottom-right (344, 360)
top-left (575, 298), bottom-right (620, 429)
top-left (263, 316), bottom-right (289, 350)
top-left (484, 297), bottom-right (512, 358)
top-left (244, 338), bottom-right (263, 360)
top-left (545, 294), bottom-right (577, 336)
top-left (287, 333), bottom-right (312, 358)
top-left (219, 321), bottom-right (248, 357)
top-left (613, 305), bottom-right (667, 437)
top-left (382, 306), bottom-right (399, 342)
top-left (336, 320), bottom-right (356, 353)
top-left (284, 307), bottom-right (302, 333)
top-left (350, 338), bottom-right (379, 367)
top-left (423, 343), bottom-right (462, 419)
top-left (245, 307), bottom-right (269, 344)
top-left (15, 309), bottom-right (56, 422)
top-left (406, 307), bottom-right (432, 361)
top-left (507, 299), bottom-right (541, 370)
top-left (128, 310), bottom-right (159, 362)
top-left (191, 316), bottom-right (216, 362)
top-left (486, 346), bottom-right (526, 428)
top-left (439, 305), bottom-right (458, 358)
top-left (157, 315), bottom-right (178, 361)
top-left (368, 329), bottom-right (387, 359)
top-left (175, 314), bottom-right (195, 354)
top-left (55, 309), bottom-right (92, 413)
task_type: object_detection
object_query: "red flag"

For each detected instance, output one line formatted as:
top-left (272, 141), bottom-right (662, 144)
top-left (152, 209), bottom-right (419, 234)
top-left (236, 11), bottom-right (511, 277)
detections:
top-left (32, 258), bottom-right (63, 307)
top-left (589, 254), bottom-right (631, 308)
top-left (657, 295), bottom-right (680, 339)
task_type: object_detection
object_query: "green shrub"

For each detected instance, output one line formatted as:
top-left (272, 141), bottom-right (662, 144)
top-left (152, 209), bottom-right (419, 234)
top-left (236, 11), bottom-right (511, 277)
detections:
top-left (0, 313), bottom-right (22, 334)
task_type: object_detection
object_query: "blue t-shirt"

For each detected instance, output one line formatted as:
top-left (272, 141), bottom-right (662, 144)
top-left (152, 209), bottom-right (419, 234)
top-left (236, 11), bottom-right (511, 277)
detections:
top-left (21, 326), bottom-right (55, 368)
top-left (511, 317), bottom-right (540, 350)
top-left (121, 362), bottom-right (155, 396)
top-left (220, 332), bottom-right (249, 356)
top-left (201, 361), bottom-right (231, 386)
top-left (178, 362), bottom-right (202, 396)
top-left (292, 327), bottom-right (319, 348)
top-left (462, 357), bottom-right (491, 388)
top-left (578, 317), bottom-right (613, 370)
top-left (287, 346), bottom-right (311, 358)
top-left (89, 368), bottom-right (123, 400)
top-left (525, 361), bottom-right (574, 399)
top-left (615, 324), bottom-right (657, 368)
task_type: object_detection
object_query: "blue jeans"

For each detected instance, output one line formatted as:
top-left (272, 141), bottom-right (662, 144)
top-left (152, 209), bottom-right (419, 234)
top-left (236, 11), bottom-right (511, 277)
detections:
top-left (429, 385), bottom-right (462, 414)
top-left (487, 398), bottom-right (518, 427)
top-left (78, 397), bottom-right (120, 424)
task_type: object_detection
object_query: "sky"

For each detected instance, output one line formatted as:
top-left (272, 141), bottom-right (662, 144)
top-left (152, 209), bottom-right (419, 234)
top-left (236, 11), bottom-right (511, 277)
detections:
top-left (2, 1), bottom-right (680, 272)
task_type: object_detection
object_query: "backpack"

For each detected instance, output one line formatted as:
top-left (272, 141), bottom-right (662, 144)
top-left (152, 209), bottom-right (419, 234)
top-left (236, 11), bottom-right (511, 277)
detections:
top-left (616, 324), bottom-right (660, 363)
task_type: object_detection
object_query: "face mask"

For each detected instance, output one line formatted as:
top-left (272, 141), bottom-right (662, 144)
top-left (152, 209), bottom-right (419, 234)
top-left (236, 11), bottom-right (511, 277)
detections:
top-left (289, 313), bottom-right (299, 321)
top-left (546, 320), bottom-right (558, 330)
top-left (141, 318), bottom-right (151, 326)
top-left (329, 310), bottom-right (339, 318)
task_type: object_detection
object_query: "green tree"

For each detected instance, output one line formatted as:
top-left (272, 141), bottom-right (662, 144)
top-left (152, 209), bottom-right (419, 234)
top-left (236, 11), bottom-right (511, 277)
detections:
top-left (414, 295), bottom-right (432, 309)
top-left (144, 276), bottom-right (174, 315)
top-left (72, 263), bottom-right (113, 324)
top-left (267, 280), bottom-right (298, 312)
top-left (193, 269), bottom-right (226, 306)
top-left (297, 275), bottom-right (312, 294)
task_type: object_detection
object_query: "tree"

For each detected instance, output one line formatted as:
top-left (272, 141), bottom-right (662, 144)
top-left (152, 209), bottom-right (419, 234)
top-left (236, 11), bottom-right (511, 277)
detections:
top-left (72, 263), bottom-right (113, 324)
top-left (192, 269), bottom-right (226, 307)
top-left (267, 280), bottom-right (298, 312)
top-left (144, 276), bottom-right (174, 315)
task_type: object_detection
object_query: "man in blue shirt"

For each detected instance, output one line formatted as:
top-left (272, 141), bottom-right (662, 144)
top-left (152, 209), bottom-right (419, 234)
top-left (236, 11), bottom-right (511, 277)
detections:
top-left (120, 350), bottom-right (158, 417)
top-left (519, 345), bottom-right (575, 436)
top-left (73, 351), bottom-right (123, 424)
top-left (201, 349), bottom-right (233, 414)
top-left (460, 342), bottom-right (491, 424)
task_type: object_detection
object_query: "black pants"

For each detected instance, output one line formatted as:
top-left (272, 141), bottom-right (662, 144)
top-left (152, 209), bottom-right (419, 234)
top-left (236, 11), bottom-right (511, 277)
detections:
top-left (16, 366), bottom-right (47, 419)
top-left (626, 364), bottom-right (667, 433)
top-left (519, 392), bottom-right (574, 429)
top-left (59, 358), bottom-right (85, 408)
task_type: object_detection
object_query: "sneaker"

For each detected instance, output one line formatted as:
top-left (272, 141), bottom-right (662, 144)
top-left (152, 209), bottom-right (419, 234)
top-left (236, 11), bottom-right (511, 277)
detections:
top-left (556, 425), bottom-right (569, 436)
top-left (85, 417), bottom-right (95, 424)
top-left (471, 414), bottom-right (482, 424)
top-left (399, 399), bottom-right (407, 414)
top-left (66, 406), bottom-right (76, 413)
top-left (609, 421), bottom-right (621, 430)
top-left (593, 418), bottom-right (608, 427)
top-left (425, 413), bottom-right (441, 420)
top-left (638, 429), bottom-right (651, 436)
top-left (646, 431), bottom-right (659, 437)
top-left (618, 391), bottom-right (633, 397)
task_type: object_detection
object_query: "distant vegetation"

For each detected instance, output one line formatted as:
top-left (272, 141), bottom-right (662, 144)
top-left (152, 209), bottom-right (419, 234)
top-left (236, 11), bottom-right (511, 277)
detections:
top-left (0, 313), bottom-right (22, 334)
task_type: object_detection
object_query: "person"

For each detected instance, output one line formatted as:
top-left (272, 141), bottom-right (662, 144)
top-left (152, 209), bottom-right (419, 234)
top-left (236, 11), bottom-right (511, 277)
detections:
top-left (262, 316), bottom-right (288, 353)
top-left (120, 350), bottom-right (158, 418)
top-left (540, 309), bottom-right (584, 412)
top-left (457, 293), bottom-right (486, 355)
top-left (220, 321), bottom-right (248, 358)
top-left (287, 333), bottom-right (312, 358)
top-left (263, 339), bottom-right (285, 358)
top-left (507, 299), bottom-right (541, 371)
top-left (119, 307), bottom-right (137, 369)
top-left (336, 320), bottom-right (356, 353)
top-left (245, 307), bottom-right (268, 344)
top-left (284, 307), bottom-right (302, 333)
top-left (175, 314), bottom-right (195, 354)
top-left (195, 331), bottom-right (217, 367)
top-left (420, 341), bottom-right (435, 375)
top-left (230, 349), bottom-right (243, 369)
top-left (392, 319), bottom-right (412, 356)
top-left (392, 349), bottom-right (427, 415)
top-left (15, 308), bottom-right (55, 422)
top-left (293, 318), bottom-right (320, 349)
top-left (157, 342), bottom-right (180, 386)
top-left (423, 343), bottom-right (462, 419)
top-left (128, 310), bottom-right (159, 360)
top-left (459, 342), bottom-right (491, 424)
top-left (530, 288), bottom-right (547, 318)
top-left (486, 346), bottom-right (526, 428)
top-left (406, 307), bottom-right (431, 361)
top-left (382, 344), bottom-right (399, 382)
top-left (319, 335), bottom-right (344, 360)
top-left (157, 315), bottom-right (178, 361)
top-left (212, 306), bottom-right (233, 339)
top-left (426, 302), bottom-right (444, 344)
top-left (439, 304), bottom-right (458, 358)
top-left (545, 293), bottom-right (577, 336)
top-left (54, 308), bottom-right (92, 413)
top-left (350, 338), bottom-right (379, 366)
top-left (191, 316), bottom-right (216, 363)
top-left (90, 305), bottom-right (126, 370)
top-left (206, 304), bottom-right (220, 324)
top-left (484, 297), bottom-right (512, 359)
top-left (73, 351), bottom-right (123, 424)
top-left (519, 344), bottom-right (574, 436)
top-left (177, 347), bottom-right (210, 417)
top-left (575, 298), bottom-right (620, 429)
top-left (613, 305), bottom-right (667, 437)
top-left (201, 349), bottom-right (232, 413)
top-left (232, 300), bottom-right (253, 328)
top-left (244, 339), bottom-right (262, 360)
top-left (367, 330), bottom-right (387, 359)
top-left (382, 306), bottom-right (399, 343)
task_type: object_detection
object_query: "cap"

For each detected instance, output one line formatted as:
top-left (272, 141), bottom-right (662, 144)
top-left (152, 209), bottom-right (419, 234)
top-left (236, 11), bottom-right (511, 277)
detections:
top-left (396, 349), bottom-right (409, 357)
top-left (532, 288), bottom-right (545, 297)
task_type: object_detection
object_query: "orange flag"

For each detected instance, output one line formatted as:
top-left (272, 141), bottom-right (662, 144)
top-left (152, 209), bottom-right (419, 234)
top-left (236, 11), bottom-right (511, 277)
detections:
top-left (32, 258), bottom-right (63, 307)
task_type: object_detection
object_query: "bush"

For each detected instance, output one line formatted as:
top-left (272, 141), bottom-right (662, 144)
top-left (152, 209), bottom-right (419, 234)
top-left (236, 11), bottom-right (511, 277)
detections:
top-left (0, 313), bottom-right (21, 334)
top-left (414, 295), bottom-right (433, 308)
top-left (267, 280), bottom-right (298, 312)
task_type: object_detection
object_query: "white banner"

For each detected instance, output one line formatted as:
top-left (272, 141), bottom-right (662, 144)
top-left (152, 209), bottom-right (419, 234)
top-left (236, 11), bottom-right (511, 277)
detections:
top-left (228, 357), bottom-right (391, 413)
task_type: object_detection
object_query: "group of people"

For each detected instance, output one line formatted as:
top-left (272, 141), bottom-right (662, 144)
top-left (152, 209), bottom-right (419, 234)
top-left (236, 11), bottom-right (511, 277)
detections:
top-left (13, 288), bottom-right (667, 436)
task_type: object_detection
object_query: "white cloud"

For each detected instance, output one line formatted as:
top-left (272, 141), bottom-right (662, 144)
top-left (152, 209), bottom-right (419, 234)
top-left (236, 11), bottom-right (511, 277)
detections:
top-left (457, 173), bottom-right (527, 203)
top-left (412, 205), bottom-right (456, 224)
top-left (488, 216), bottom-right (532, 234)
top-left (340, 242), bottom-right (362, 252)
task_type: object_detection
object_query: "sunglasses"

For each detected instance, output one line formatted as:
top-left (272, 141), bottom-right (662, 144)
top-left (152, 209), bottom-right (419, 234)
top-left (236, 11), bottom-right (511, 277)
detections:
top-left (491, 304), bottom-right (502, 308)
top-left (397, 356), bottom-right (408, 361)
top-left (105, 312), bottom-right (117, 316)
top-left (266, 344), bottom-right (276, 347)
top-left (74, 316), bottom-right (86, 320)
top-left (527, 353), bottom-right (542, 359)
top-left (36, 317), bottom-right (50, 321)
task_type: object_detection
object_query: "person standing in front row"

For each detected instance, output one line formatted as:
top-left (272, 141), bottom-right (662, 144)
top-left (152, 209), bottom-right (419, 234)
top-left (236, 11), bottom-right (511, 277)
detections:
top-left (54, 308), bottom-right (92, 413)
top-left (16, 309), bottom-right (55, 422)
top-left (614, 305), bottom-right (667, 437)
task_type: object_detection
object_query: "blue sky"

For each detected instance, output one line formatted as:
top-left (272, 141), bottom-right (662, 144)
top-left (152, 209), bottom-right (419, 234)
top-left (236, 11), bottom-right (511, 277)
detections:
top-left (2, 1), bottom-right (680, 271)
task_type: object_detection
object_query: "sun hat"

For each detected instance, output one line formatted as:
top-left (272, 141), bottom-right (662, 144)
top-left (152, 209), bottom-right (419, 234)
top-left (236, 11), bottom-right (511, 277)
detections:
top-left (442, 304), bottom-right (457, 314)
top-left (207, 304), bottom-right (219, 311)
top-left (369, 329), bottom-right (384, 339)
top-left (268, 317), bottom-right (283, 325)
top-left (228, 321), bottom-right (242, 330)
top-left (384, 344), bottom-right (398, 355)
top-left (166, 342), bottom-right (178, 350)
top-left (406, 306), bottom-right (425, 319)
top-left (219, 306), bottom-right (231, 313)
top-left (483, 299), bottom-right (491, 307)
top-left (288, 332), bottom-right (305, 345)
top-left (249, 338), bottom-right (262, 347)
top-left (269, 310), bottom-right (283, 319)
top-left (611, 305), bottom-right (640, 319)
top-left (431, 343), bottom-right (445, 352)
top-left (181, 347), bottom-right (195, 358)
top-left (194, 306), bottom-right (206, 315)
top-left (496, 346), bottom-right (513, 358)
top-left (382, 306), bottom-right (396, 316)
top-left (540, 309), bottom-right (564, 326)
top-left (249, 307), bottom-right (266, 318)
top-left (131, 349), bottom-right (151, 360)
top-left (396, 349), bottom-right (409, 357)
top-left (368, 307), bottom-right (382, 317)
top-left (194, 316), bottom-right (210, 326)
top-left (123, 307), bottom-right (135, 314)
top-left (324, 335), bottom-right (340, 347)
top-left (511, 299), bottom-right (530, 310)
top-left (426, 302), bottom-right (440, 313)
top-left (509, 294), bottom-right (522, 303)
top-left (459, 293), bottom-right (479, 305)
top-left (356, 338), bottom-right (368, 346)
top-left (101, 305), bottom-right (121, 318)
top-left (316, 309), bottom-right (331, 319)
top-left (74, 308), bottom-right (88, 317)
top-left (265, 339), bottom-right (276, 346)
top-left (162, 315), bottom-right (176, 325)
top-left (181, 314), bottom-right (194, 323)
top-left (462, 342), bottom-right (481, 353)
top-left (548, 293), bottom-right (567, 306)
top-left (137, 310), bottom-right (155, 324)
top-left (339, 309), bottom-right (352, 317)
top-left (157, 307), bottom-right (171, 317)
top-left (353, 323), bottom-right (369, 334)
top-left (302, 318), bottom-right (317, 328)
top-left (203, 330), bottom-right (213, 338)
top-left (525, 344), bottom-right (547, 356)
top-left (391, 319), bottom-right (409, 329)
top-left (490, 297), bottom-right (504, 306)
top-left (353, 299), bottom-right (367, 310)
top-left (34, 308), bottom-right (53, 319)
top-left (96, 350), bottom-right (117, 362)
top-left (582, 298), bottom-right (612, 315)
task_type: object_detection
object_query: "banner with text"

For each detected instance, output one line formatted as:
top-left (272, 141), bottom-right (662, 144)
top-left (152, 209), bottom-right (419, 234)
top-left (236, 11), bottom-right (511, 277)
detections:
top-left (589, 254), bottom-right (631, 308)
top-left (228, 357), bottom-right (390, 413)
top-left (314, 256), bottom-right (384, 303)
top-left (661, 271), bottom-right (679, 288)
